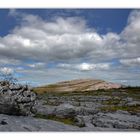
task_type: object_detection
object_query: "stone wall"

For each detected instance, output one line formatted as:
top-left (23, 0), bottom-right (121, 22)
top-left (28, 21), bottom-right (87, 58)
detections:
top-left (0, 81), bottom-right (37, 116)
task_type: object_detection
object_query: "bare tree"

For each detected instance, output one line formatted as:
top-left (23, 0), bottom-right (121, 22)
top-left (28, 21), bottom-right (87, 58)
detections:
top-left (0, 68), bottom-right (17, 85)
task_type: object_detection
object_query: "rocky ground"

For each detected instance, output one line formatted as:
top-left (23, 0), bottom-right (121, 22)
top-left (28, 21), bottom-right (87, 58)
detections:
top-left (0, 114), bottom-right (82, 131)
top-left (0, 112), bottom-right (137, 131)
top-left (0, 81), bottom-right (140, 131)
top-left (34, 88), bottom-right (140, 131)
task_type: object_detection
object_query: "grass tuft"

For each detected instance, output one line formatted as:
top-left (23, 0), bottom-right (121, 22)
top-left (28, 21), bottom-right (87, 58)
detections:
top-left (34, 114), bottom-right (85, 127)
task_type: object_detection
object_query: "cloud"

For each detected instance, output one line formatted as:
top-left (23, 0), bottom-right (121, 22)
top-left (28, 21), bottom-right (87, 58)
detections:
top-left (0, 57), bottom-right (20, 65)
top-left (0, 9), bottom-right (140, 86)
top-left (0, 11), bottom-right (111, 63)
top-left (16, 62), bottom-right (140, 86)
top-left (120, 10), bottom-right (140, 58)
top-left (120, 57), bottom-right (140, 66)
top-left (57, 62), bottom-right (111, 71)
top-left (2, 9), bottom-right (137, 64)
top-left (27, 62), bottom-right (46, 69)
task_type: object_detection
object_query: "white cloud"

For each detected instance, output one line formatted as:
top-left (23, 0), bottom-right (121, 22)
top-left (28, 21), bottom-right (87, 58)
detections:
top-left (120, 57), bottom-right (140, 66)
top-left (16, 63), bottom-right (140, 86)
top-left (0, 12), bottom-right (113, 63)
top-left (77, 63), bottom-right (94, 71)
top-left (1, 10), bottom-right (140, 64)
top-left (0, 9), bottom-right (140, 86)
top-left (27, 62), bottom-right (46, 69)
top-left (0, 57), bottom-right (20, 65)
top-left (58, 62), bottom-right (111, 71)
top-left (120, 10), bottom-right (140, 58)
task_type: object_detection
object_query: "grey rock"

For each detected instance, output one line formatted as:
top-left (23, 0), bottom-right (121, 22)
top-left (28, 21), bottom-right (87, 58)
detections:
top-left (69, 101), bottom-right (81, 107)
top-left (125, 97), bottom-right (133, 102)
top-left (0, 119), bottom-right (8, 125)
top-left (35, 101), bottom-right (56, 117)
top-left (0, 114), bottom-right (81, 131)
top-left (126, 101), bottom-right (140, 106)
top-left (0, 82), bottom-right (37, 116)
top-left (77, 107), bottom-right (99, 116)
top-left (112, 121), bottom-right (130, 129)
top-left (74, 116), bottom-right (86, 127)
top-left (0, 114), bottom-right (130, 131)
top-left (115, 110), bottom-right (130, 115)
top-left (53, 103), bottom-right (76, 118)
top-left (9, 84), bottom-right (22, 90)
top-left (91, 112), bottom-right (140, 130)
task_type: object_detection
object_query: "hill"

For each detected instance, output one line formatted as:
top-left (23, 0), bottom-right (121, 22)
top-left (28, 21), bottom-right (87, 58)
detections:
top-left (34, 79), bottom-right (122, 94)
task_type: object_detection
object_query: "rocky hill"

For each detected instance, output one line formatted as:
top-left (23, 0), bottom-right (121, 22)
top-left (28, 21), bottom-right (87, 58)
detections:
top-left (34, 79), bottom-right (122, 94)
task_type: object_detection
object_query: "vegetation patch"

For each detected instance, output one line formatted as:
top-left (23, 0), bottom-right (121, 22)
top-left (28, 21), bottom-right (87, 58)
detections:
top-left (44, 100), bottom-right (62, 106)
top-left (100, 104), bottom-right (140, 114)
top-left (47, 115), bottom-right (77, 126)
top-left (102, 98), bottom-right (121, 105)
top-left (34, 114), bottom-right (84, 127)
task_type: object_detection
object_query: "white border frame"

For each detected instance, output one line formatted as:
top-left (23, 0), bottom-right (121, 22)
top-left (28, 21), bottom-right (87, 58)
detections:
top-left (0, 0), bottom-right (140, 8)
top-left (0, 0), bottom-right (140, 140)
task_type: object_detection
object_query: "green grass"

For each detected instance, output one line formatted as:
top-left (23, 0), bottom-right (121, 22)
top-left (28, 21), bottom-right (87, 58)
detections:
top-left (100, 104), bottom-right (140, 114)
top-left (34, 114), bottom-right (49, 120)
top-left (47, 115), bottom-right (76, 126)
top-left (34, 86), bottom-right (140, 99)
top-left (102, 98), bottom-right (121, 105)
top-left (44, 100), bottom-right (62, 106)
top-left (34, 114), bottom-right (84, 127)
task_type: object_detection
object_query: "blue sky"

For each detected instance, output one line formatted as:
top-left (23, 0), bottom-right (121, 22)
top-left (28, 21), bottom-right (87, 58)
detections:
top-left (0, 9), bottom-right (140, 86)
top-left (0, 9), bottom-right (131, 36)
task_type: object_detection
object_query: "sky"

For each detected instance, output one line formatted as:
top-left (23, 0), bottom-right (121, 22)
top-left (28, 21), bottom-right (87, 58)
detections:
top-left (0, 9), bottom-right (140, 86)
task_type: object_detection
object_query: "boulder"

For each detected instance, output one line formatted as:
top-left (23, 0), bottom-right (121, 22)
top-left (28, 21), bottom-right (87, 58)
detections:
top-left (91, 112), bottom-right (140, 130)
top-left (35, 100), bottom-right (56, 117)
top-left (53, 103), bottom-right (76, 119)
top-left (74, 116), bottom-right (86, 127)
top-left (0, 82), bottom-right (37, 116)
top-left (77, 107), bottom-right (99, 116)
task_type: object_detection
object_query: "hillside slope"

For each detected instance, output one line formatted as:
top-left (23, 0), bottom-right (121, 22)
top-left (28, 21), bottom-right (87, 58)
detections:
top-left (34, 79), bottom-right (122, 94)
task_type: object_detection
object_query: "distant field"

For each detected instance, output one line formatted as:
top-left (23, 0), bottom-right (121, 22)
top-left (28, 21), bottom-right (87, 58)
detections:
top-left (34, 85), bottom-right (140, 96)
